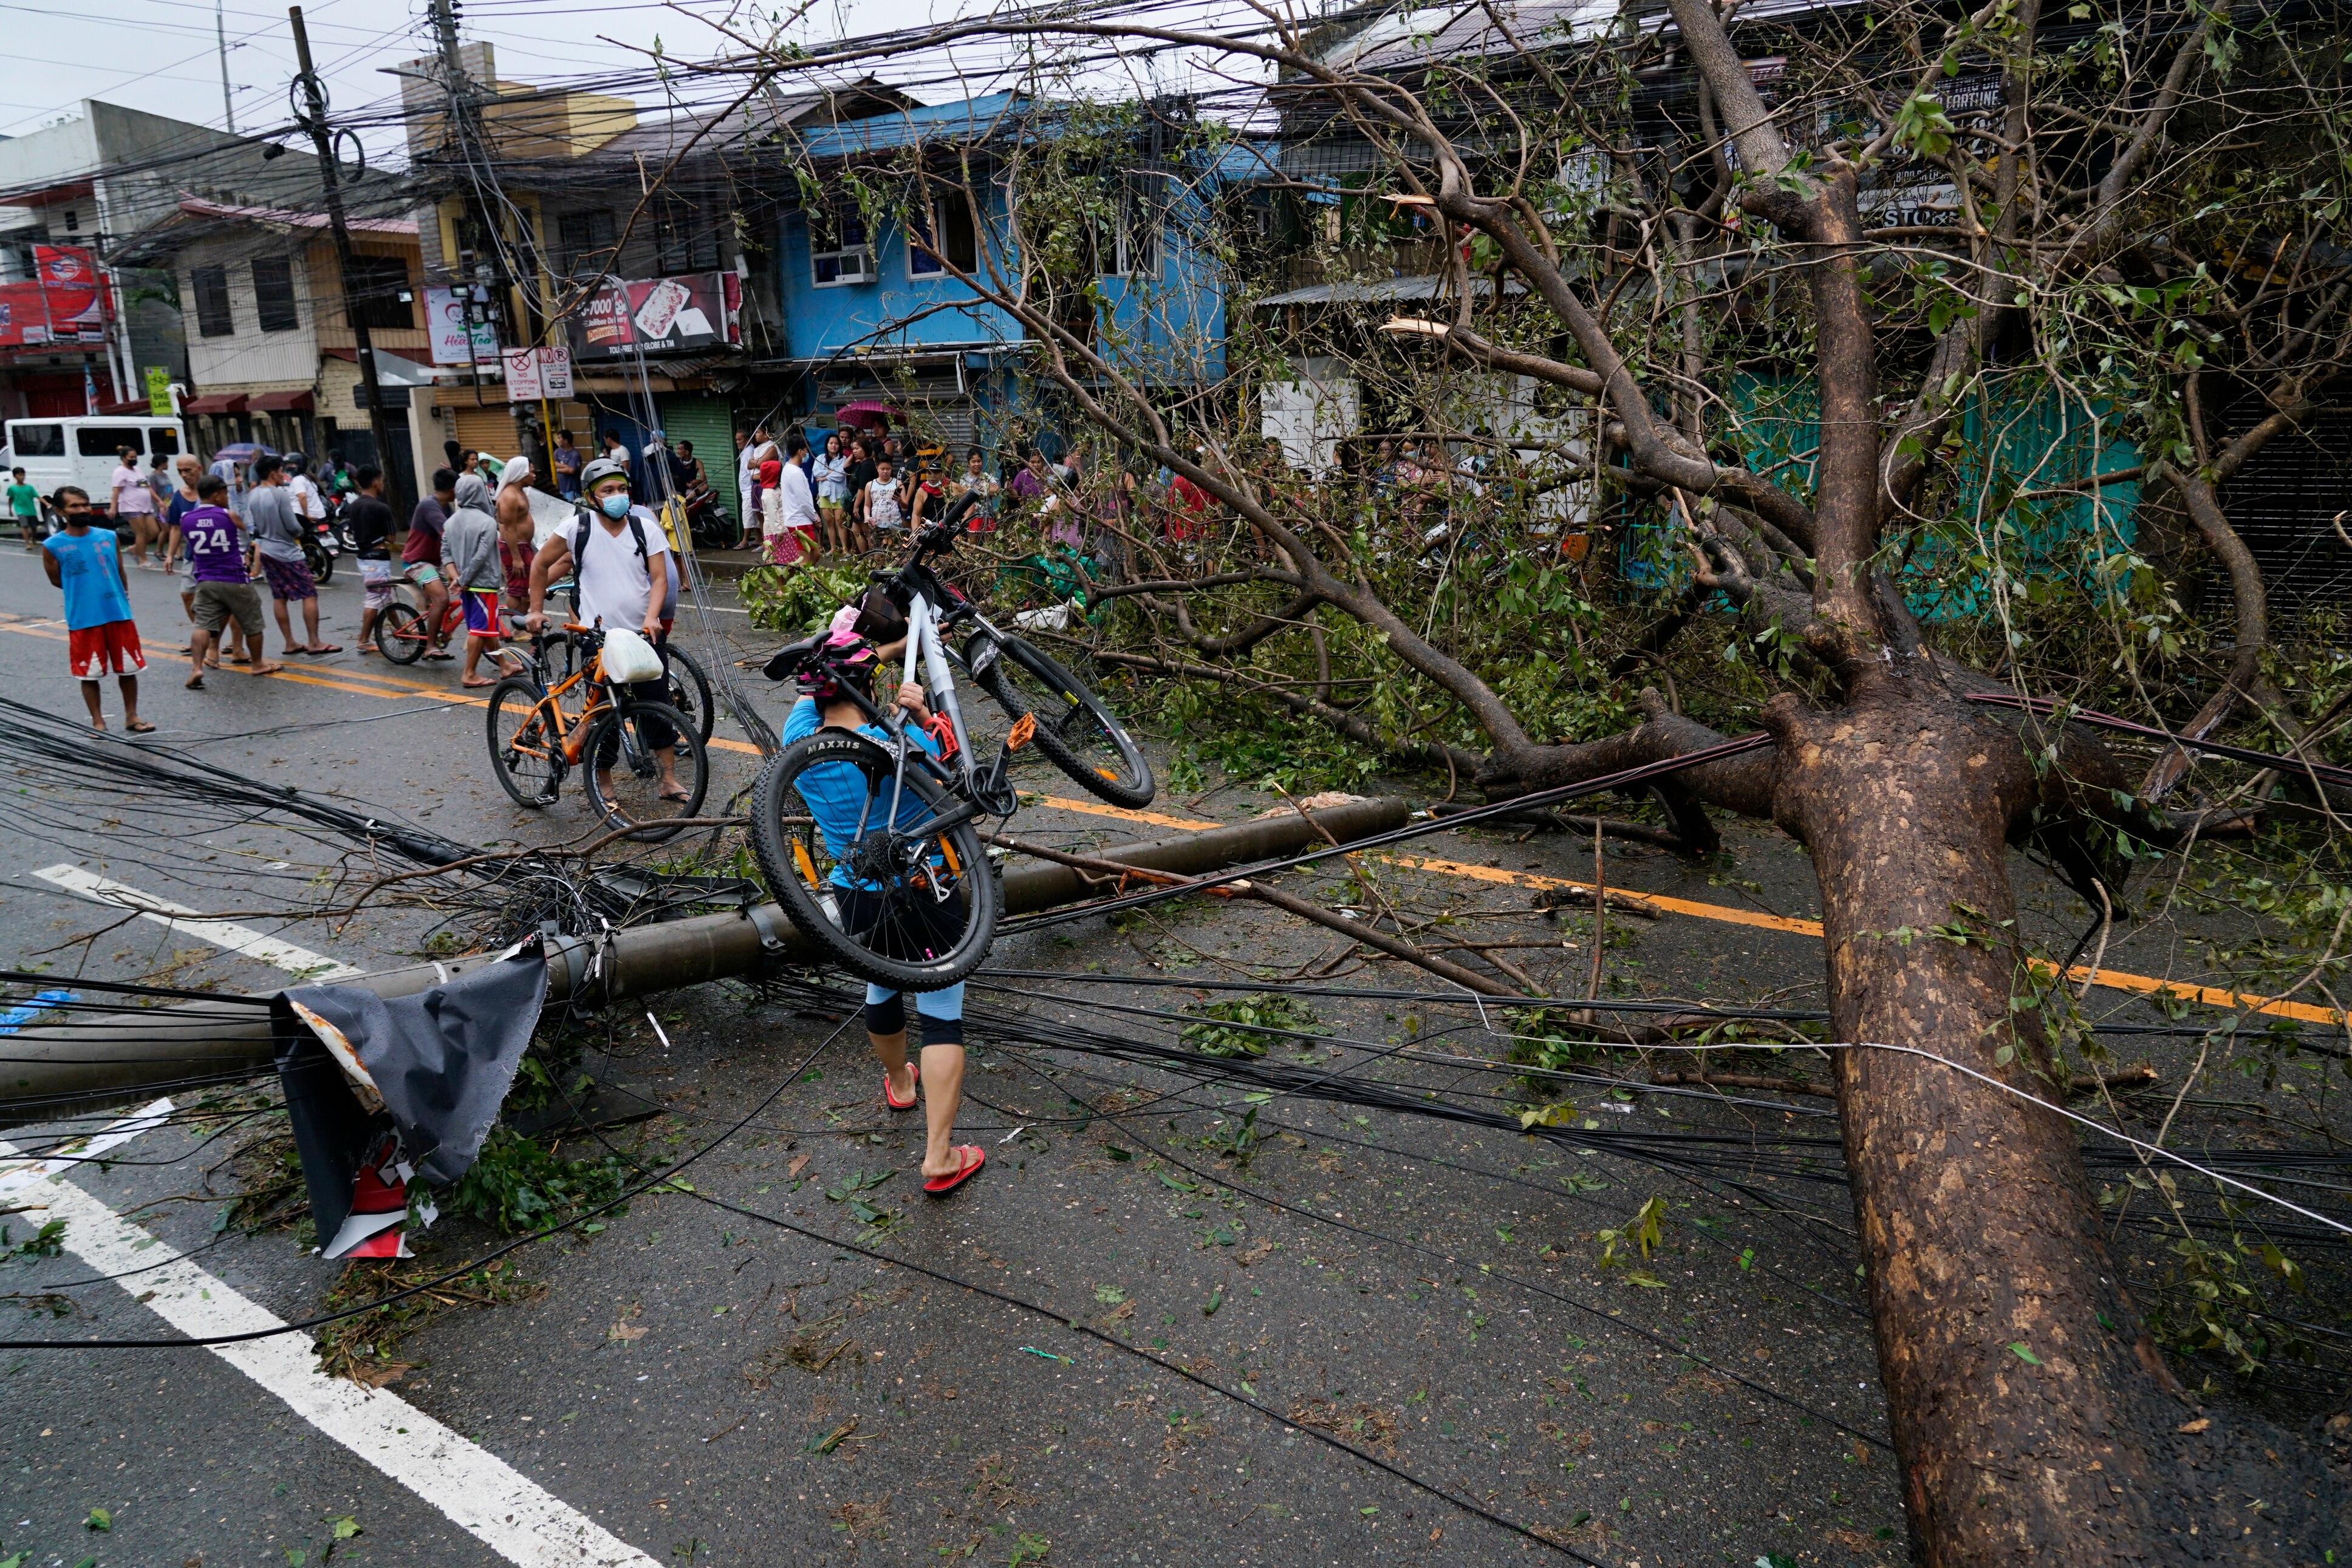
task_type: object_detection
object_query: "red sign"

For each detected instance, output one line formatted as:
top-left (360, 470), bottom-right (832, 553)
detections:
top-left (0, 247), bottom-right (111, 348)
top-left (568, 271), bottom-right (740, 358)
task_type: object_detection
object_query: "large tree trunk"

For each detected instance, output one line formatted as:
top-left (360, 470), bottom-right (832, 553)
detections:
top-left (1771, 675), bottom-right (2340, 1562)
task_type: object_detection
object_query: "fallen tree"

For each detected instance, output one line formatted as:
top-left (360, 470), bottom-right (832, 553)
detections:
top-left (714, 3), bottom-right (2352, 1558)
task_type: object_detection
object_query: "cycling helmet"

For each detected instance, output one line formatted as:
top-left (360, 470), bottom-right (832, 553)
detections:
top-left (578, 455), bottom-right (631, 491)
top-left (798, 630), bottom-right (880, 703)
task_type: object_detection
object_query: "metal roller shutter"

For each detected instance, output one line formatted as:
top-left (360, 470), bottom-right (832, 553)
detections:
top-left (658, 395), bottom-right (737, 522)
top-left (440, 403), bottom-right (525, 468)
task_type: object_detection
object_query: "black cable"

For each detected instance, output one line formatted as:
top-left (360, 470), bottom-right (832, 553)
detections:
top-left (983, 1049), bottom-right (1897, 1450)
top-left (679, 1182), bottom-right (1611, 1564)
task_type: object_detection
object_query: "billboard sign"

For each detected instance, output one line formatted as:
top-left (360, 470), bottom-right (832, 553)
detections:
top-left (568, 272), bottom-right (741, 358)
top-left (426, 286), bottom-right (501, 365)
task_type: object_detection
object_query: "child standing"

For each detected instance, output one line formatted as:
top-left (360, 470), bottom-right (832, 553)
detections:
top-left (863, 455), bottom-right (904, 545)
top-left (41, 485), bottom-right (151, 732)
top-left (9, 465), bottom-right (41, 550)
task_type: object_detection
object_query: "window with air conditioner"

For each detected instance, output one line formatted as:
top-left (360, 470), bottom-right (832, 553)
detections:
top-left (810, 208), bottom-right (873, 287)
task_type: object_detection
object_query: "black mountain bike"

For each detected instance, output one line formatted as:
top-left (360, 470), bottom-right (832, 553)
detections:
top-left (748, 519), bottom-right (1152, 990)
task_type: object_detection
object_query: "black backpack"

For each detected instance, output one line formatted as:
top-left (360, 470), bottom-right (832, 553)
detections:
top-left (569, 506), bottom-right (683, 613)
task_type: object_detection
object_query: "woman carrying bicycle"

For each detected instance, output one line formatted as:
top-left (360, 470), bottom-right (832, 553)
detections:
top-left (781, 616), bottom-right (985, 1196)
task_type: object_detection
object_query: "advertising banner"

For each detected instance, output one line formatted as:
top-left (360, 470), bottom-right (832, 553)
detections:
top-left (0, 246), bottom-right (111, 349)
top-left (567, 272), bottom-right (740, 358)
top-left (426, 286), bottom-right (502, 366)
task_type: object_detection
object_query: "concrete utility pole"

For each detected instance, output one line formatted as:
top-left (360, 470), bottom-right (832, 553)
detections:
top-left (217, 0), bottom-right (235, 132)
top-left (288, 7), bottom-right (403, 513)
top-left (0, 799), bottom-right (1411, 1127)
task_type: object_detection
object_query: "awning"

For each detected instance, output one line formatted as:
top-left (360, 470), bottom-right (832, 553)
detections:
top-left (249, 390), bottom-right (315, 414)
top-left (181, 392), bottom-right (248, 415)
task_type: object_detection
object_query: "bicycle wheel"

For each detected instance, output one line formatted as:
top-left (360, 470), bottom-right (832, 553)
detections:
top-left (485, 677), bottom-right (563, 807)
top-left (750, 729), bottom-right (997, 992)
top-left (374, 602), bottom-right (428, 664)
top-left (583, 700), bottom-right (708, 841)
top-left (967, 633), bottom-right (1156, 808)
top-left (663, 645), bottom-right (717, 745)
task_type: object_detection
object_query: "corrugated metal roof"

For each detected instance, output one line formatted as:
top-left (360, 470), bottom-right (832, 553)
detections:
top-left (792, 92), bottom-right (1033, 159)
top-left (1257, 273), bottom-right (1519, 305)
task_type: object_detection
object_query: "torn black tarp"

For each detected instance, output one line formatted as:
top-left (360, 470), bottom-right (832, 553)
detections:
top-left (273, 939), bottom-right (549, 1260)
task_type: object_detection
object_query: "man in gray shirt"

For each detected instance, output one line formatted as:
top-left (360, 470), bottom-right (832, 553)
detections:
top-left (440, 473), bottom-right (506, 687)
top-left (247, 455), bottom-right (337, 656)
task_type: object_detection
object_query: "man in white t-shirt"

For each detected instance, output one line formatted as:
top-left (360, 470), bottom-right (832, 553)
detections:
top-left (285, 454), bottom-right (327, 528)
top-left (523, 457), bottom-right (686, 803)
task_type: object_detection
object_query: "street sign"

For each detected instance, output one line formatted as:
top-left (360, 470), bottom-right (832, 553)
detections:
top-left (145, 366), bottom-right (171, 417)
top-left (499, 346), bottom-right (574, 400)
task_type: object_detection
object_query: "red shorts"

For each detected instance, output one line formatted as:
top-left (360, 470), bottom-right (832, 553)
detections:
top-left (69, 620), bottom-right (145, 679)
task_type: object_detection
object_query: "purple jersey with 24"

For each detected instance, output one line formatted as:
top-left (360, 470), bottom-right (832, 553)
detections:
top-left (181, 505), bottom-right (250, 584)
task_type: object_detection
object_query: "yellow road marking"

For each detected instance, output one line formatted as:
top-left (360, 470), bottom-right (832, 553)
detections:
top-left (1034, 796), bottom-right (1221, 831)
top-left (1364, 852), bottom-right (2339, 1025)
top-left (9, 605), bottom-right (2330, 1024)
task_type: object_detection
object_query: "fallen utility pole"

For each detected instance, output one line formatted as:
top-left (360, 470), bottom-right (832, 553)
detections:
top-left (2, 797), bottom-right (1407, 1128)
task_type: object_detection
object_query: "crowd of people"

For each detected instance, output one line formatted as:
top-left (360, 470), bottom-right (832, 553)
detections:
top-left (27, 412), bottom-right (1514, 733)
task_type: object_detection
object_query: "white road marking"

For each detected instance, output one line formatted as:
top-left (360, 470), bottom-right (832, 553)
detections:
top-left (28, 864), bottom-right (366, 982)
top-left (1, 1103), bottom-right (658, 1568)
top-left (0, 1096), bottom-right (175, 1202)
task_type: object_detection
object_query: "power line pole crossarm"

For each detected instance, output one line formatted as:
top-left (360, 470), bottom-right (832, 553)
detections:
top-left (288, 5), bottom-right (403, 513)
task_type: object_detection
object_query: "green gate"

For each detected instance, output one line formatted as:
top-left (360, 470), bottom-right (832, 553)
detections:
top-left (659, 394), bottom-right (739, 528)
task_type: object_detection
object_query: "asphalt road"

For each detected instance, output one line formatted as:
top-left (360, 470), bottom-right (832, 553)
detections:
top-left (0, 540), bottom-right (2336, 1567)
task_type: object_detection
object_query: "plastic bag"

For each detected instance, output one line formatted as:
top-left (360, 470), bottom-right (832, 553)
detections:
top-left (601, 625), bottom-right (664, 684)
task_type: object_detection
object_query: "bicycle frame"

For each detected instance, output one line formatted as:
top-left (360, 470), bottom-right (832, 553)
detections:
top-left (501, 633), bottom-right (616, 769)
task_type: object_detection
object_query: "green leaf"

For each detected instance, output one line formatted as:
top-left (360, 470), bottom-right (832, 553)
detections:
top-left (84, 1507), bottom-right (112, 1531)
top-left (1104, 1145), bottom-right (1133, 1162)
top-left (1202, 1288), bottom-right (1224, 1317)
top-left (1155, 1173), bottom-right (1197, 1192)
top-left (2009, 1342), bottom-right (2043, 1365)
top-left (330, 1515), bottom-right (361, 1539)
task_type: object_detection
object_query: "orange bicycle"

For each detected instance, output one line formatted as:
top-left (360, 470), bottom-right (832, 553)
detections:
top-left (483, 624), bottom-right (711, 840)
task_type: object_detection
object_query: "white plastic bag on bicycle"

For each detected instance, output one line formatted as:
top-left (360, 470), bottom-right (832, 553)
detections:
top-left (601, 626), bottom-right (665, 685)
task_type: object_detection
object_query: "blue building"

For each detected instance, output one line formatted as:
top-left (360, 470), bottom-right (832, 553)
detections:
top-left (771, 92), bottom-right (1248, 461)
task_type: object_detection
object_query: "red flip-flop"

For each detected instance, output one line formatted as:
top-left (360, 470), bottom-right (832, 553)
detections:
top-left (923, 1145), bottom-right (985, 1196)
top-left (883, 1062), bottom-right (920, 1111)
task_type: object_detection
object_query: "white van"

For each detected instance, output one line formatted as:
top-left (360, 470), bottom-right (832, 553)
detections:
top-left (5, 415), bottom-right (190, 512)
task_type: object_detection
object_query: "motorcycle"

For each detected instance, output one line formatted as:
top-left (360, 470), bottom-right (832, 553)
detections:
top-left (682, 485), bottom-right (742, 551)
top-left (327, 492), bottom-right (361, 554)
top-left (302, 511), bottom-right (340, 585)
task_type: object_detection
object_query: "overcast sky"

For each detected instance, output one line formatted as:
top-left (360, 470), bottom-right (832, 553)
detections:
top-left (1, 0), bottom-right (980, 157)
top-left (5, 0), bottom-right (1274, 173)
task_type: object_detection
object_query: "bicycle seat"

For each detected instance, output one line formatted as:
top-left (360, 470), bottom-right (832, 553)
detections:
top-left (762, 633), bottom-right (824, 683)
